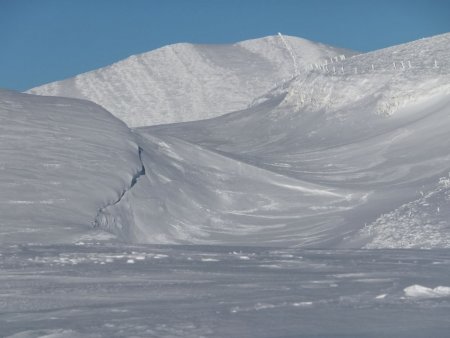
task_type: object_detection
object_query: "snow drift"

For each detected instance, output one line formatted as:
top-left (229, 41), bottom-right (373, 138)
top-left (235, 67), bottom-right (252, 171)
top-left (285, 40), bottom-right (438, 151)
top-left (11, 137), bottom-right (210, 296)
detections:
top-left (0, 90), bottom-right (141, 244)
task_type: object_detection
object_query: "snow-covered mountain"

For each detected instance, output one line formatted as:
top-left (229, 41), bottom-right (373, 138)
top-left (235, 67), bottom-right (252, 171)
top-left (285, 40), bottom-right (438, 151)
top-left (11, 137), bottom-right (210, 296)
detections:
top-left (27, 35), bottom-right (354, 127)
top-left (102, 32), bottom-right (450, 248)
top-left (3, 30), bottom-right (450, 338)
top-left (2, 33), bottom-right (450, 249)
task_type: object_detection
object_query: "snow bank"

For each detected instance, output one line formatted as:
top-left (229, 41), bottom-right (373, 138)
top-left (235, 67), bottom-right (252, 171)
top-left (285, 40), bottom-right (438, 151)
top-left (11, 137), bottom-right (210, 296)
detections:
top-left (0, 90), bottom-right (141, 244)
top-left (404, 285), bottom-right (450, 299)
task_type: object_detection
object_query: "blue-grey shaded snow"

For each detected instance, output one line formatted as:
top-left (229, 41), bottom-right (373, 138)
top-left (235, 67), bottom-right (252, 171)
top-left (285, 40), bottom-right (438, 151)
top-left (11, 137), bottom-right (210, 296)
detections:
top-left (1, 244), bottom-right (450, 338)
top-left (0, 89), bottom-right (141, 245)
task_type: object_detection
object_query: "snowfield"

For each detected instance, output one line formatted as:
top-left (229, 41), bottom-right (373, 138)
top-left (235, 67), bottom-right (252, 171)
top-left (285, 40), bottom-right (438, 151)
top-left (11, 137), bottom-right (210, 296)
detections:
top-left (1, 32), bottom-right (450, 336)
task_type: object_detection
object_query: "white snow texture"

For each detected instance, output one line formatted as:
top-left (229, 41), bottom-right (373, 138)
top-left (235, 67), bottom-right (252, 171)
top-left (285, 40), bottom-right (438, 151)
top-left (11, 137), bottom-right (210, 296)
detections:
top-left (2, 33), bottom-right (450, 248)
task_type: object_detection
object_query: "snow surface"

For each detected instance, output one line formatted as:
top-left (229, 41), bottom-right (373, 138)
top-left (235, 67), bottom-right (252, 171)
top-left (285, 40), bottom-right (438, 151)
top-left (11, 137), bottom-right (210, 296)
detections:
top-left (115, 32), bottom-right (450, 248)
top-left (0, 90), bottom-right (141, 244)
top-left (1, 243), bottom-right (450, 338)
top-left (2, 32), bottom-right (450, 336)
top-left (4, 33), bottom-right (450, 248)
top-left (27, 35), bottom-right (354, 127)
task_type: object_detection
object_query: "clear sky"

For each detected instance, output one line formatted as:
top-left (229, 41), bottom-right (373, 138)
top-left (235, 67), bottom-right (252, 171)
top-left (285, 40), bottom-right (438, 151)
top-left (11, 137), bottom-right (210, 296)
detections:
top-left (1, 0), bottom-right (449, 91)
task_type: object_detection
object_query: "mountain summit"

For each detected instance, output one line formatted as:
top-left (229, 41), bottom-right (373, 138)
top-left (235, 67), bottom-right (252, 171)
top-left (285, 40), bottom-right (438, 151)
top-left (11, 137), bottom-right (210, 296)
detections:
top-left (27, 35), bottom-right (353, 127)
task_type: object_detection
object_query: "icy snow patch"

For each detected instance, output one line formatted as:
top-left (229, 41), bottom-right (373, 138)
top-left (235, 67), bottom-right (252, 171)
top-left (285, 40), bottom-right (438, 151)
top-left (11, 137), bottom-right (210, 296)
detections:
top-left (404, 285), bottom-right (450, 299)
top-left (5, 329), bottom-right (99, 338)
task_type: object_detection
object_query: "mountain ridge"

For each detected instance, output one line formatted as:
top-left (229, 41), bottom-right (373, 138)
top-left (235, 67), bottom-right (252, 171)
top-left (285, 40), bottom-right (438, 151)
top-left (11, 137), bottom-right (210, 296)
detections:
top-left (2, 33), bottom-right (450, 248)
top-left (27, 34), bottom-right (355, 127)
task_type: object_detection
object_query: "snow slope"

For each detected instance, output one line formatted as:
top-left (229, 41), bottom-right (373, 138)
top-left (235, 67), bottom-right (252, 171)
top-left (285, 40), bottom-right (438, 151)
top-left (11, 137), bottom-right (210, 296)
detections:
top-left (3, 32), bottom-right (450, 338)
top-left (0, 90), bottom-right (141, 244)
top-left (109, 32), bottom-right (450, 248)
top-left (2, 33), bottom-right (450, 249)
top-left (27, 35), bottom-right (354, 127)
top-left (94, 131), bottom-right (365, 246)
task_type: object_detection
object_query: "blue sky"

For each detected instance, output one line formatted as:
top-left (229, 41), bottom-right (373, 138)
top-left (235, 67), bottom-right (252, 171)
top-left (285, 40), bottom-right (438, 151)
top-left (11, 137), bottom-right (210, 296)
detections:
top-left (1, 0), bottom-right (449, 91)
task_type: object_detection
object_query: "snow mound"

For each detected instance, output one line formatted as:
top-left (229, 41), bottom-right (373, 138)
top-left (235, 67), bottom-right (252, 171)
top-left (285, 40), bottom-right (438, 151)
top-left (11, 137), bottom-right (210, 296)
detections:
top-left (0, 90), bottom-right (141, 244)
top-left (27, 35), bottom-right (354, 127)
top-left (404, 284), bottom-right (450, 299)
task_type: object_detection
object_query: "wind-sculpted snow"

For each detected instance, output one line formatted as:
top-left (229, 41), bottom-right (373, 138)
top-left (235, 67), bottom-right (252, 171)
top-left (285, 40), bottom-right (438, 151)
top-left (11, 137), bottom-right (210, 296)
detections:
top-left (0, 90), bottom-right (141, 244)
top-left (133, 33), bottom-right (450, 248)
top-left (27, 35), bottom-right (354, 127)
top-left (3, 33), bottom-right (450, 337)
top-left (126, 93), bottom-right (450, 248)
top-left (95, 133), bottom-right (366, 246)
top-left (2, 244), bottom-right (450, 337)
top-left (3, 33), bottom-right (450, 249)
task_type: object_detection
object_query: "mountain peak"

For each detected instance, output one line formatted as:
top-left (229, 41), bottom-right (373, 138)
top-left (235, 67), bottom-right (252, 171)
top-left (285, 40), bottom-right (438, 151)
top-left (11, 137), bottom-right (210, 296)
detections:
top-left (26, 35), bottom-right (355, 127)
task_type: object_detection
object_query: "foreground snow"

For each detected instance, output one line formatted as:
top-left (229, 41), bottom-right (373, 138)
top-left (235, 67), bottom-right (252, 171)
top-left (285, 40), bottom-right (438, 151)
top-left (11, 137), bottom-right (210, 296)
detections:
top-left (1, 243), bottom-right (450, 337)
